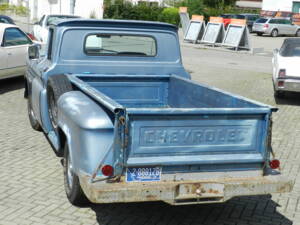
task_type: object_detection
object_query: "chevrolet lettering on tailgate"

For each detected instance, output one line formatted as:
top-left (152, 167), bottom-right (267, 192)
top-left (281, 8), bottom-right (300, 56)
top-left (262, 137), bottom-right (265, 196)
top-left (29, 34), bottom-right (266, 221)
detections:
top-left (141, 126), bottom-right (250, 146)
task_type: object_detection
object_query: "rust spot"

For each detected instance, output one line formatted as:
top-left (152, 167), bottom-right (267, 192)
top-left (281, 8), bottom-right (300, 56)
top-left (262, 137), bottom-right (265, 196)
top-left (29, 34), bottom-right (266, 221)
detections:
top-left (208, 189), bottom-right (219, 194)
top-left (146, 195), bottom-right (157, 201)
top-left (119, 116), bottom-right (126, 125)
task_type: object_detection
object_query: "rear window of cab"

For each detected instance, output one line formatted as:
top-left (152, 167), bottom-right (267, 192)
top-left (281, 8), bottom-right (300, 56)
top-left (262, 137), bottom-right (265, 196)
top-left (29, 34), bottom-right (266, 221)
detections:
top-left (84, 34), bottom-right (157, 57)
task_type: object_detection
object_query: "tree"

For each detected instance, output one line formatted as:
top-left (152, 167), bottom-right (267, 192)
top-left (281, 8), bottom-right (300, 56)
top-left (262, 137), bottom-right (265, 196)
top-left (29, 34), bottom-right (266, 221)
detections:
top-left (203, 0), bottom-right (236, 8)
top-left (178, 0), bottom-right (205, 15)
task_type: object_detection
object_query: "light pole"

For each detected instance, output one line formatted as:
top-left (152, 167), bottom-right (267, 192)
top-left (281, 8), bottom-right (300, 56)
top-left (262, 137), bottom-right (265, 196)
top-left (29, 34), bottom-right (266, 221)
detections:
top-left (59, 0), bottom-right (61, 13)
top-left (70, 0), bottom-right (76, 15)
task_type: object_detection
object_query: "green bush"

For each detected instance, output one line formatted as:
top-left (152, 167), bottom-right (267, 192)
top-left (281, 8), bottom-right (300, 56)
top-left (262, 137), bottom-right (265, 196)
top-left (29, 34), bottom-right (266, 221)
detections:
top-left (159, 7), bottom-right (180, 25)
top-left (0, 3), bottom-right (10, 12)
top-left (14, 5), bottom-right (29, 16)
top-left (104, 2), bottom-right (180, 26)
top-left (175, 0), bottom-right (259, 19)
top-left (0, 3), bottom-right (29, 16)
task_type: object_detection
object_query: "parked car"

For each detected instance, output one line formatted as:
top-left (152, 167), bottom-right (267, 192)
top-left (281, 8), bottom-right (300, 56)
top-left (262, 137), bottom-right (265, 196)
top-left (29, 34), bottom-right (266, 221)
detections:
top-left (220, 14), bottom-right (236, 28)
top-left (253, 17), bottom-right (300, 37)
top-left (25, 19), bottom-right (292, 206)
top-left (33, 14), bottom-right (80, 43)
top-left (0, 15), bottom-right (15, 24)
top-left (272, 38), bottom-right (300, 98)
top-left (0, 14), bottom-right (36, 40)
top-left (237, 14), bottom-right (260, 32)
top-left (0, 23), bottom-right (33, 80)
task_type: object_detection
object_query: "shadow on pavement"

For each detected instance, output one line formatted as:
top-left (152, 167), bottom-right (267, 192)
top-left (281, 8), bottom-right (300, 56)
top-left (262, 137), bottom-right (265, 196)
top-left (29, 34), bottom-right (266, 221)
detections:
top-left (90, 195), bottom-right (292, 225)
top-left (0, 77), bottom-right (24, 95)
top-left (275, 92), bottom-right (300, 106)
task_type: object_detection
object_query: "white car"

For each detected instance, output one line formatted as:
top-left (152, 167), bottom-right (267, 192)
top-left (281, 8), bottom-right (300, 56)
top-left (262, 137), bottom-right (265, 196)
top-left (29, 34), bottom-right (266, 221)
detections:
top-left (0, 23), bottom-right (33, 80)
top-left (272, 38), bottom-right (300, 98)
top-left (33, 14), bottom-right (80, 43)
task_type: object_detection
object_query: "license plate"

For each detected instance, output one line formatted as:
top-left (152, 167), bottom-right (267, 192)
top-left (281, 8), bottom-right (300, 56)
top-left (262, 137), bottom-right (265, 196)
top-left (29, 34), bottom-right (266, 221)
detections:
top-left (126, 167), bottom-right (162, 182)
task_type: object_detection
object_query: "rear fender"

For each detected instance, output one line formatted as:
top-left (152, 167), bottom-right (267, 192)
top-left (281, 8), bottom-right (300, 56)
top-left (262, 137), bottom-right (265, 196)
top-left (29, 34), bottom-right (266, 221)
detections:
top-left (57, 91), bottom-right (114, 176)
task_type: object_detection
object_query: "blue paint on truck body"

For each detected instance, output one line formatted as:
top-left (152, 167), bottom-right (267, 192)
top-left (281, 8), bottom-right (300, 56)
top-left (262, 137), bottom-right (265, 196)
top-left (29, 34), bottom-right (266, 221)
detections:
top-left (65, 74), bottom-right (273, 176)
top-left (25, 19), bottom-right (289, 205)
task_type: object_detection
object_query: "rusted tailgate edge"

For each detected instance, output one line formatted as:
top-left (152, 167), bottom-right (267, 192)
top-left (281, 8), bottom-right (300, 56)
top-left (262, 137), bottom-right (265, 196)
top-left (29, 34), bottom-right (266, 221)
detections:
top-left (78, 172), bottom-right (293, 205)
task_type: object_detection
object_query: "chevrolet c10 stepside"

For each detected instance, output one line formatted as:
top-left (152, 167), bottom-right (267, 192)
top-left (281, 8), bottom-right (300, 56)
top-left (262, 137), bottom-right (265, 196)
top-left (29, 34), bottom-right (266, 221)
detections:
top-left (25, 19), bottom-right (293, 206)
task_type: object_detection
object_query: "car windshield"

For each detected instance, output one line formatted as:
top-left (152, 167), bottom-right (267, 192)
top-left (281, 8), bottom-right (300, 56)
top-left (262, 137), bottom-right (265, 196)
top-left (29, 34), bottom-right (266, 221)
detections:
top-left (84, 34), bottom-right (157, 56)
top-left (46, 15), bottom-right (79, 26)
top-left (280, 41), bottom-right (300, 57)
top-left (256, 18), bottom-right (268, 23)
top-left (220, 15), bottom-right (231, 18)
top-left (235, 15), bottom-right (245, 19)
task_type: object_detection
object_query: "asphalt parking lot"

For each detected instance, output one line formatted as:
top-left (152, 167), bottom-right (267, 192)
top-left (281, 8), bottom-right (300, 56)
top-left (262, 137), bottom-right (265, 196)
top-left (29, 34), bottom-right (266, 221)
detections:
top-left (1, 36), bottom-right (300, 225)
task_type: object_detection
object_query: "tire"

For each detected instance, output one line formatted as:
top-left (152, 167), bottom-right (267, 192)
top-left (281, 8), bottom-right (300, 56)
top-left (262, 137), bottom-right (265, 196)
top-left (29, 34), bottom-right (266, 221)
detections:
top-left (63, 142), bottom-right (89, 206)
top-left (47, 75), bottom-right (73, 130)
top-left (257, 33), bottom-right (263, 36)
top-left (271, 29), bottom-right (278, 37)
top-left (274, 90), bottom-right (285, 98)
top-left (27, 94), bottom-right (42, 131)
top-left (296, 29), bottom-right (300, 37)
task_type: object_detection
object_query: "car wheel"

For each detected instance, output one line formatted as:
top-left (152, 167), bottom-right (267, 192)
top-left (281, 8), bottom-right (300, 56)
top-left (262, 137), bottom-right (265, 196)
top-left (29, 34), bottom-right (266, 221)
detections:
top-left (27, 95), bottom-right (42, 131)
top-left (271, 29), bottom-right (278, 37)
top-left (296, 30), bottom-right (300, 37)
top-left (274, 90), bottom-right (285, 98)
top-left (47, 74), bottom-right (73, 131)
top-left (63, 142), bottom-right (89, 206)
top-left (257, 33), bottom-right (263, 36)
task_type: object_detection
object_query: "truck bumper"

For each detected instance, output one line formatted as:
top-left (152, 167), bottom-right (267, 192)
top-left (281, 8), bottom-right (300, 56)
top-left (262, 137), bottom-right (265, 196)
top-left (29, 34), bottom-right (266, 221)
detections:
top-left (79, 173), bottom-right (293, 205)
top-left (275, 78), bottom-right (300, 93)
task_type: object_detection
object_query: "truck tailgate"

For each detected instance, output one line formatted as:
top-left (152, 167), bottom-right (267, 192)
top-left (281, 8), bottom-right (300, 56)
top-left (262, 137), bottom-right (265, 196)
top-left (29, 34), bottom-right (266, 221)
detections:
top-left (126, 108), bottom-right (270, 166)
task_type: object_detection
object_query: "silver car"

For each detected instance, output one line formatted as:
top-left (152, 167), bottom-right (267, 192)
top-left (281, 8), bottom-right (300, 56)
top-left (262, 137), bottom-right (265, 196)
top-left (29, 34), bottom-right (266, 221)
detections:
top-left (253, 17), bottom-right (300, 37)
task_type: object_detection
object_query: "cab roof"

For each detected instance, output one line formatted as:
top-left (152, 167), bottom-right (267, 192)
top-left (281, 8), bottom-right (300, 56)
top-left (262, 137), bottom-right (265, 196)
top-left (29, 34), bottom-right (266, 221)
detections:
top-left (51, 19), bottom-right (178, 32)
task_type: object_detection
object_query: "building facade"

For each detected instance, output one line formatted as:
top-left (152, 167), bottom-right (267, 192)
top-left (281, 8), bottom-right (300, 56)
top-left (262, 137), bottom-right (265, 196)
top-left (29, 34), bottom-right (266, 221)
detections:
top-left (236, 0), bottom-right (262, 9)
top-left (4, 0), bottom-right (104, 21)
top-left (126, 0), bottom-right (163, 6)
top-left (262, 0), bottom-right (300, 13)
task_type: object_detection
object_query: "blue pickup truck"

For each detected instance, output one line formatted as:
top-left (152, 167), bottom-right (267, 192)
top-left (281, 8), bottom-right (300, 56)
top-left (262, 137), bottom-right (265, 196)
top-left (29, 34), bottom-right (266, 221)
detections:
top-left (25, 19), bottom-right (292, 206)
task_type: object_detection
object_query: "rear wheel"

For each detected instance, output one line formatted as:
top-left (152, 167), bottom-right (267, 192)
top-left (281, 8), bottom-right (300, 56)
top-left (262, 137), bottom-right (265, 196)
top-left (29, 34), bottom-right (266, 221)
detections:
top-left (63, 143), bottom-right (89, 206)
top-left (274, 90), bottom-right (285, 98)
top-left (271, 29), bottom-right (278, 37)
top-left (47, 75), bottom-right (73, 130)
top-left (27, 91), bottom-right (42, 131)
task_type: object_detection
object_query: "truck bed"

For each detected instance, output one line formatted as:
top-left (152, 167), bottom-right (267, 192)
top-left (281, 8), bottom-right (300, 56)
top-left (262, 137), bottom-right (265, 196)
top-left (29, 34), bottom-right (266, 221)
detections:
top-left (69, 74), bottom-right (274, 173)
top-left (77, 75), bottom-right (261, 109)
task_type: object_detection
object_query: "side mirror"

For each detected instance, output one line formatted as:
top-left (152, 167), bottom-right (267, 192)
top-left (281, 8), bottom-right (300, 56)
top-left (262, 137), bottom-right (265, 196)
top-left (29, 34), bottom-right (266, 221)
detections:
top-left (34, 21), bottom-right (39, 25)
top-left (273, 48), bottom-right (279, 54)
top-left (28, 44), bottom-right (40, 60)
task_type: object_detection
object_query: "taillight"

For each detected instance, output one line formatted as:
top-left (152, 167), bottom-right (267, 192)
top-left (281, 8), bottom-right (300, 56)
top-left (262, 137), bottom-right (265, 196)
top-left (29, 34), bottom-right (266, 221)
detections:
top-left (269, 159), bottom-right (280, 169)
top-left (264, 24), bottom-right (269, 28)
top-left (278, 81), bottom-right (284, 87)
top-left (27, 33), bottom-right (36, 41)
top-left (101, 165), bottom-right (114, 176)
top-left (278, 69), bottom-right (286, 78)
